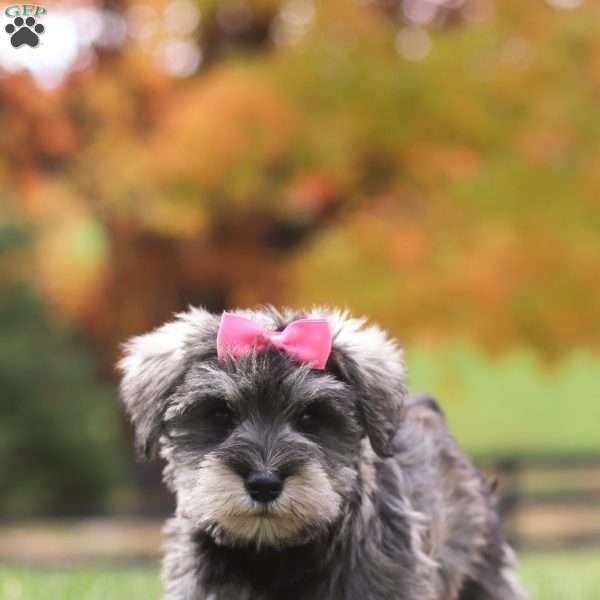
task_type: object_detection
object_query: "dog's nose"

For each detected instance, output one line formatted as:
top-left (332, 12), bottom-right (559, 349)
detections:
top-left (245, 470), bottom-right (284, 503)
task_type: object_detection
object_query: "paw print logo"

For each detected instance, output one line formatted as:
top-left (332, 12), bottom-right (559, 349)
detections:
top-left (5, 16), bottom-right (45, 48)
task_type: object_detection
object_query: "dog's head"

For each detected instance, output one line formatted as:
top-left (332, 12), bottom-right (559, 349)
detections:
top-left (118, 306), bottom-right (406, 547)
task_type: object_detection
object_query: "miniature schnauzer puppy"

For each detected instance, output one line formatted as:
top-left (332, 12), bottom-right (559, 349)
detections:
top-left (118, 306), bottom-right (528, 600)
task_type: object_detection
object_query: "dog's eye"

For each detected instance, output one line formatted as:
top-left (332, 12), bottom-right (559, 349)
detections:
top-left (210, 406), bottom-right (233, 427)
top-left (168, 399), bottom-right (234, 432)
top-left (297, 405), bottom-right (320, 434)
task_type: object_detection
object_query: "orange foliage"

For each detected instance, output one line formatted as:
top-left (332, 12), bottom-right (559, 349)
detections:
top-left (2, 0), bottom-right (600, 366)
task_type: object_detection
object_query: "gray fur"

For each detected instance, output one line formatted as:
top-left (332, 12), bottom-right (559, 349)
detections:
top-left (118, 306), bottom-right (528, 600)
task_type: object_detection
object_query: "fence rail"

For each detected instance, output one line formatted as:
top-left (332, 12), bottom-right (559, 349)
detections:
top-left (1, 454), bottom-right (597, 565)
top-left (479, 454), bottom-right (600, 551)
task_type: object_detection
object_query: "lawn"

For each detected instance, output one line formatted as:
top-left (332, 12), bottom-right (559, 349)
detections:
top-left (1, 552), bottom-right (599, 599)
top-left (406, 342), bottom-right (600, 456)
top-left (523, 552), bottom-right (600, 600)
top-left (0, 566), bottom-right (160, 600)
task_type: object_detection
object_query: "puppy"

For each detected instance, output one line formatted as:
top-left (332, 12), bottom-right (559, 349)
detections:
top-left (118, 306), bottom-right (528, 600)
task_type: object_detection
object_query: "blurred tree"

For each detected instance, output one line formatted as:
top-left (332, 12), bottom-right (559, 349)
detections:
top-left (0, 0), bottom-right (599, 368)
top-left (0, 222), bottom-right (125, 516)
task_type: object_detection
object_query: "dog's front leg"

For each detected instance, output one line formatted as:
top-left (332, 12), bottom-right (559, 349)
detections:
top-left (161, 518), bottom-right (210, 600)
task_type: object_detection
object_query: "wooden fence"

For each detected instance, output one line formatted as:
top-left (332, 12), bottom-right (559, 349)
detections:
top-left (1, 454), bottom-right (598, 564)
top-left (479, 454), bottom-right (600, 551)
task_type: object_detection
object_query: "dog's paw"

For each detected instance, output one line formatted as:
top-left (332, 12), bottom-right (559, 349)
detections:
top-left (5, 16), bottom-right (45, 48)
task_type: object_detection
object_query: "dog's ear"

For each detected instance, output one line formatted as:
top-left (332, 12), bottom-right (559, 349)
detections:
top-left (319, 309), bottom-right (407, 458)
top-left (117, 307), bottom-right (216, 458)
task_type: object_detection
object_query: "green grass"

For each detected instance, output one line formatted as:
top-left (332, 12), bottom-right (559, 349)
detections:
top-left (522, 552), bottom-right (600, 600)
top-left (0, 567), bottom-right (160, 600)
top-left (406, 342), bottom-right (600, 455)
top-left (1, 552), bottom-right (599, 599)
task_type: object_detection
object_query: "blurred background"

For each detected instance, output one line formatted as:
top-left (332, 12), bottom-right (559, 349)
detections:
top-left (1, 0), bottom-right (600, 597)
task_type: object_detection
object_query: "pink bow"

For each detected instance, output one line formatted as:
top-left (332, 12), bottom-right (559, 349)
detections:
top-left (217, 312), bottom-right (332, 369)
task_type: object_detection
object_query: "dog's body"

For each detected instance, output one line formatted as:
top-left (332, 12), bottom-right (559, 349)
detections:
top-left (118, 306), bottom-right (527, 600)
